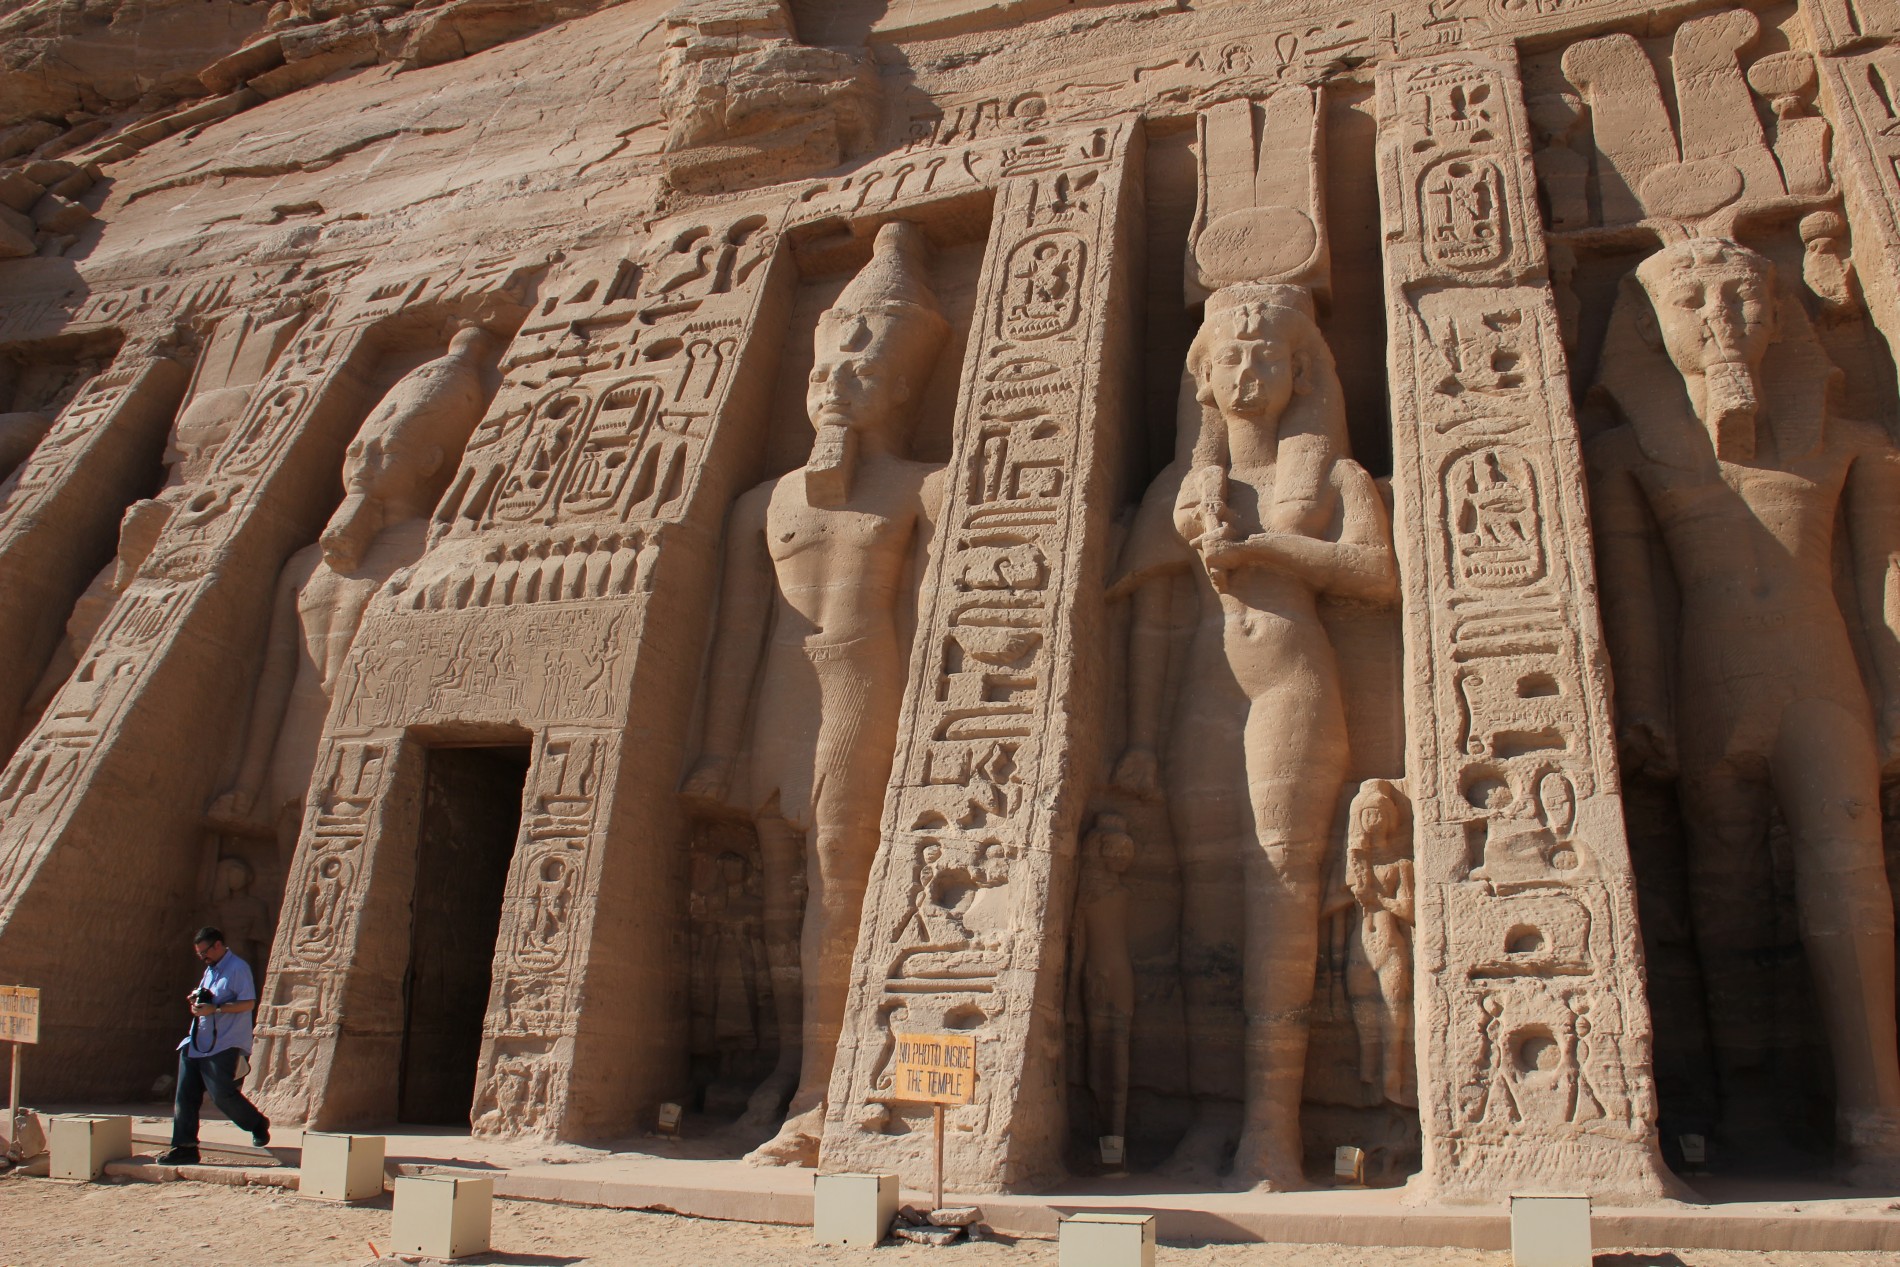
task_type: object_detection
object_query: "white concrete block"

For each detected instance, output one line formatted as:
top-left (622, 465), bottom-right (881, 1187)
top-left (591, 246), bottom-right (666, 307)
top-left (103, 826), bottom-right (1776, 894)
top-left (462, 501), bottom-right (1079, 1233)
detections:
top-left (392, 1174), bottom-right (493, 1259)
top-left (812, 1172), bottom-right (898, 1247)
top-left (48, 1114), bottom-right (131, 1180)
top-left (300, 1132), bottom-right (385, 1202)
top-left (1511, 1193), bottom-right (1591, 1267)
top-left (1060, 1211), bottom-right (1157, 1267)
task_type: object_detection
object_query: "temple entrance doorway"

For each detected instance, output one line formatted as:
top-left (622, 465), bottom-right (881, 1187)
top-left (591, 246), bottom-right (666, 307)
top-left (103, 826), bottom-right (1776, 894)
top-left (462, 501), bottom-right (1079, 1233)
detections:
top-left (397, 743), bottom-right (531, 1124)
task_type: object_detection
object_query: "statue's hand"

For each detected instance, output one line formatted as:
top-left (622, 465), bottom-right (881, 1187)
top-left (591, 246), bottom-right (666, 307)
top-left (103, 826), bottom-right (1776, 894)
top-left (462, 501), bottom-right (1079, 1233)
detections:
top-left (1617, 715), bottom-right (1677, 780)
top-left (1111, 746), bottom-right (1160, 800)
top-left (682, 754), bottom-right (734, 811)
top-left (1196, 531), bottom-right (1248, 576)
top-left (205, 789), bottom-right (267, 835)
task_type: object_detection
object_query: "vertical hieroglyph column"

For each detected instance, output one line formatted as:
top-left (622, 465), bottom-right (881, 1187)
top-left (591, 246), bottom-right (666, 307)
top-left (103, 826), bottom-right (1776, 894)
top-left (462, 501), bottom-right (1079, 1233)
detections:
top-left (250, 220), bottom-right (794, 1137)
top-left (0, 346), bottom-right (188, 754)
top-left (821, 119), bottom-right (1143, 1192)
top-left (1375, 51), bottom-right (1674, 1203)
top-left (1814, 20), bottom-right (1900, 365)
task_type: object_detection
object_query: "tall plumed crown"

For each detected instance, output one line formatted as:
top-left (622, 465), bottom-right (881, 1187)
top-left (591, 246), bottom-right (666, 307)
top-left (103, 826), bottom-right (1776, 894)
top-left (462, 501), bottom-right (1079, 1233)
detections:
top-left (817, 220), bottom-right (950, 384)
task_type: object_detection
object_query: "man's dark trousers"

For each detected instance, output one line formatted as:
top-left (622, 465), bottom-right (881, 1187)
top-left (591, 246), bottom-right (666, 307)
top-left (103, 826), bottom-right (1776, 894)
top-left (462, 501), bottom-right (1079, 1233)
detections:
top-left (171, 1047), bottom-right (269, 1150)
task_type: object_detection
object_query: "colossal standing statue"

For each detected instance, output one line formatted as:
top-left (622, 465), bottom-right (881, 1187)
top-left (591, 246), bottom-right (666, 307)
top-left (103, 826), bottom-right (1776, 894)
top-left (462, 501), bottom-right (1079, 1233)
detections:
top-left (207, 325), bottom-right (495, 852)
top-left (1121, 284), bottom-right (1397, 1188)
top-left (683, 220), bottom-right (948, 1167)
top-left (1589, 237), bottom-right (1900, 1176)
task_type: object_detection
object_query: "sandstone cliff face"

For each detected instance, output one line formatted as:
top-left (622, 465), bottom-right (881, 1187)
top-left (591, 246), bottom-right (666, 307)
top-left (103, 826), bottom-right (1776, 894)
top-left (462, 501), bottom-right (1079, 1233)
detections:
top-left (1, 0), bottom-right (1899, 1205)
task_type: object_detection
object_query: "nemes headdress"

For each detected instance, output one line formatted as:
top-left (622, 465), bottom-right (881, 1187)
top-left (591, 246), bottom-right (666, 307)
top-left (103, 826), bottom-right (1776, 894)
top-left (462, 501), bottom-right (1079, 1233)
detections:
top-left (817, 220), bottom-right (950, 390)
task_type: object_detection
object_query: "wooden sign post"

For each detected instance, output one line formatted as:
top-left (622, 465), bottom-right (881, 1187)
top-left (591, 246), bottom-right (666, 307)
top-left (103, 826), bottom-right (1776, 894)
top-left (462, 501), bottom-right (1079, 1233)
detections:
top-left (1, 986), bottom-right (39, 1159)
top-left (890, 1031), bottom-right (976, 1212)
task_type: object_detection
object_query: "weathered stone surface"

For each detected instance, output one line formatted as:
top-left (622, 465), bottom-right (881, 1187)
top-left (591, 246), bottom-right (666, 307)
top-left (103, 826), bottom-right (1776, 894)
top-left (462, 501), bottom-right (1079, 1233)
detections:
top-left (3, 0), bottom-right (1900, 1208)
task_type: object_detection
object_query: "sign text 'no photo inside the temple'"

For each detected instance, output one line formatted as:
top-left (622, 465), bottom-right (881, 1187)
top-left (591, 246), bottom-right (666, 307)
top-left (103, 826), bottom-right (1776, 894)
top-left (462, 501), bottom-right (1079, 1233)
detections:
top-left (892, 1031), bottom-right (976, 1105)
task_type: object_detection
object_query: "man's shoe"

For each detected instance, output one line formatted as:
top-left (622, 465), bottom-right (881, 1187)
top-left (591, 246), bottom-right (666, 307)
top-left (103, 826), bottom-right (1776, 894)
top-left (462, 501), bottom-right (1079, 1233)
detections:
top-left (155, 1147), bottom-right (199, 1165)
top-left (251, 1120), bottom-right (271, 1149)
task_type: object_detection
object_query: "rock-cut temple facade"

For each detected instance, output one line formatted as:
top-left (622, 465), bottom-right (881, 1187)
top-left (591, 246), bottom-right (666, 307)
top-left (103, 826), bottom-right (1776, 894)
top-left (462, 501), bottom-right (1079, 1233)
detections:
top-left (6, 0), bottom-right (1900, 1202)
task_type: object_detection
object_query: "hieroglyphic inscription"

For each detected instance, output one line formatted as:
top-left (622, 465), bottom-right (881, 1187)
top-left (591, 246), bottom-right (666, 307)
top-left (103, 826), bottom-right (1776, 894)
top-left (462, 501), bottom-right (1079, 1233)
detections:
top-left (1377, 49), bottom-right (1670, 1202)
top-left (821, 119), bottom-right (1140, 1192)
top-left (248, 735), bottom-right (398, 1118)
top-left (472, 727), bottom-right (614, 1137)
top-left (1819, 44), bottom-right (1900, 360)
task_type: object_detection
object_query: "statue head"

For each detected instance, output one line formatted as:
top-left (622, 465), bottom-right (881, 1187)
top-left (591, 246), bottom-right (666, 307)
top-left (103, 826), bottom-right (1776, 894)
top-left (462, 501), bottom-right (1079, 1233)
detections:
top-left (1187, 284), bottom-right (1347, 535)
top-left (1634, 238), bottom-right (1777, 460)
top-left (805, 220), bottom-right (948, 505)
top-left (214, 856), bottom-right (254, 899)
top-left (1087, 812), bottom-right (1136, 875)
top-left (321, 324), bottom-right (494, 570)
top-left (1348, 779), bottom-right (1409, 861)
top-left (1187, 284), bottom-right (1322, 431)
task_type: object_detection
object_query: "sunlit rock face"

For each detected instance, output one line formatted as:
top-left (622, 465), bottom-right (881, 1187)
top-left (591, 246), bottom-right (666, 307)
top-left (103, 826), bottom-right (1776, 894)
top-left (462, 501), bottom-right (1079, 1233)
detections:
top-left (2, 0), bottom-right (1899, 1204)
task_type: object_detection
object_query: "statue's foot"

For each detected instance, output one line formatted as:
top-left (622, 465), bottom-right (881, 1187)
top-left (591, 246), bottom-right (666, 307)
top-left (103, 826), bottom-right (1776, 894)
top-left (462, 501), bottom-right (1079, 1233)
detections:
top-left (1839, 1109), bottom-right (1900, 1189)
top-left (743, 1104), bottom-right (824, 1168)
top-left (1228, 1131), bottom-right (1312, 1193)
top-left (1158, 1121), bottom-right (1230, 1186)
top-left (736, 1070), bottom-right (795, 1132)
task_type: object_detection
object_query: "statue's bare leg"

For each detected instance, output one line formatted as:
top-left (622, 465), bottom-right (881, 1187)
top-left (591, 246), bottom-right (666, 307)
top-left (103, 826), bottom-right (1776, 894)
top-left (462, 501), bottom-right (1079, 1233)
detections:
top-left (1230, 766), bottom-right (1338, 1192)
top-left (748, 647), bottom-right (896, 1167)
top-left (1772, 698), bottom-right (1900, 1176)
top-left (1161, 685), bottom-right (1249, 1182)
top-left (1680, 762), bottom-right (1782, 1151)
top-left (741, 813), bottom-right (803, 1130)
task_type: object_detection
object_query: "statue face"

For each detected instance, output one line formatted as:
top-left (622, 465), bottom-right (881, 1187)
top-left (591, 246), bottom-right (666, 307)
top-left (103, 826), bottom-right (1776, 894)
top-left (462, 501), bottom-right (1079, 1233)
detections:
top-left (340, 420), bottom-right (443, 507)
top-left (1640, 257), bottom-right (1774, 381)
top-left (1203, 334), bottom-right (1296, 425)
top-left (807, 336), bottom-right (908, 438)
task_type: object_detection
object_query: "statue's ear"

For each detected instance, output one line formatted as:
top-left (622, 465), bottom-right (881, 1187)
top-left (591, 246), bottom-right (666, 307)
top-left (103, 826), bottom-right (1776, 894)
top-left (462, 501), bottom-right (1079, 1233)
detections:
top-left (421, 443), bottom-right (445, 478)
top-left (891, 373), bottom-right (911, 406)
top-left (1291, 347), bottom-right (1315, 396)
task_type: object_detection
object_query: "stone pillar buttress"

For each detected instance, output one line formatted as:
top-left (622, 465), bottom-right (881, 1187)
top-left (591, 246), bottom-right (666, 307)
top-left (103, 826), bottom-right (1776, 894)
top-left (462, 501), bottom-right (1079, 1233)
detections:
top-left (819, 118), bottom-right (1145, 1192)
top-left (1374, 49), bottom-right (1675, 1203)
top-left (0, 348), bottom-right (188, 754)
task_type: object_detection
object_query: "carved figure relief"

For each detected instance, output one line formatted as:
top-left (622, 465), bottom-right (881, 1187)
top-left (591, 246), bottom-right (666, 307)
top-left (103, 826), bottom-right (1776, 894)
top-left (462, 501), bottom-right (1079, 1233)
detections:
top-left (1068, 813), bottom-right (1137, 1157)
top-left (683, 221), bottom-right (950, 1166)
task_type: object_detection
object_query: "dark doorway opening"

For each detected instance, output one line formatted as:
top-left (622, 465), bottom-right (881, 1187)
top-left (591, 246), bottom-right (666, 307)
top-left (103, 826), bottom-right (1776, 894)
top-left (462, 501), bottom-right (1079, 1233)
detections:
top-left (398, 744), bottom-right (531, 1124)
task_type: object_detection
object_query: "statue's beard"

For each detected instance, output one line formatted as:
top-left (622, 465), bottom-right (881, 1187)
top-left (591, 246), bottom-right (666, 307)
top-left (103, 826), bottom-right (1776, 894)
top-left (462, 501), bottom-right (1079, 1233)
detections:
top-left (805, 422), bottom-right (858, 507)
top-left (320, 492), bottom-right (383, 571)
top-left (1700, 360), bottom-right (1760, 461)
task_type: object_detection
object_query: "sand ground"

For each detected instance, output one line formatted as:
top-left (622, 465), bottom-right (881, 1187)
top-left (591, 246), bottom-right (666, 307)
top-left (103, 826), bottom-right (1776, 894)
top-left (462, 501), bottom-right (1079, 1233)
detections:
top-left (3, 1174), bottom-right (1898, 1266)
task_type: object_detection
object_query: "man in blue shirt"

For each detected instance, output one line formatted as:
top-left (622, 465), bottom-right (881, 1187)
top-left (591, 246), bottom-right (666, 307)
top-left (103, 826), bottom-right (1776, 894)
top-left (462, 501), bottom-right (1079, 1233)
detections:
top-left (157, 926), bottom-right (271, 1165)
